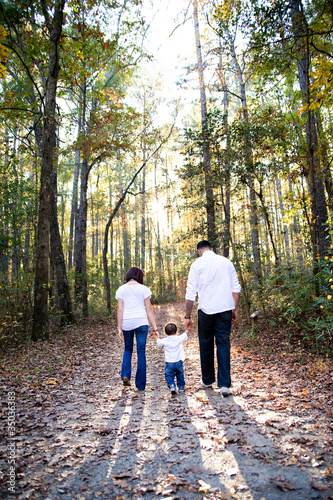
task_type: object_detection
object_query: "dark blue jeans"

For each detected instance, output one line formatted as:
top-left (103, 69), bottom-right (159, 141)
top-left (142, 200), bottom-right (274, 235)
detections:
top-left (121, 325), bottom-right (148, 390)
top-left (165, 360), bottom-right (185, 389)
top-left (198, 309), bottom-right (232, 388)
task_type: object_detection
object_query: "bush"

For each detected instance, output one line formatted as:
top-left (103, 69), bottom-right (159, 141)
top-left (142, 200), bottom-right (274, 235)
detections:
top-left (260, 257), bottom-right (333, 355)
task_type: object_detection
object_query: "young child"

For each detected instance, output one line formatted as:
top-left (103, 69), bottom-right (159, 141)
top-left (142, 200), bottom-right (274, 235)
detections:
top-left (154, 323), bottom-right (188, 395)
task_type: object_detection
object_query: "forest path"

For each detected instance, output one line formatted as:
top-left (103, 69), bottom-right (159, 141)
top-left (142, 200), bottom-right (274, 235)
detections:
top-left (1, 302), bottom-right (333, 500)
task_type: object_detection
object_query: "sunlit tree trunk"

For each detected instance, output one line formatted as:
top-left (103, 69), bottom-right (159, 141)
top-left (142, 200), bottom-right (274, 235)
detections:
top-left (275, 175), bottom-right (290, 258)
top-left (193, 0), bottom-right (217, 246)
top-left (154, 158), bottom-right (162, 271)
top-left (217, 49), bottom-right (231, 257)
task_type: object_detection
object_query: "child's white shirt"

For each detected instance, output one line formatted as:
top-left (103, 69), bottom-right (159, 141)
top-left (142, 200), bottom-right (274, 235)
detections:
top-left (156, 333), bottom-right (188, 362)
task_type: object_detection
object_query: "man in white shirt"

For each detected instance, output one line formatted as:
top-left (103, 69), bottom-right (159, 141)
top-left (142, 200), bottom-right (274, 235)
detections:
top-left (185, 240), bottom-right (241, 397)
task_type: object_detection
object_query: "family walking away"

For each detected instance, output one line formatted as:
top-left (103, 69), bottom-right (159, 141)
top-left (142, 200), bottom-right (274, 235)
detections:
top-left (185, 240), bottom-right (241, 397)
top-left (153, 323), bottom-right (188, 395)
top-left (116, 240), bottom-right (241, 398)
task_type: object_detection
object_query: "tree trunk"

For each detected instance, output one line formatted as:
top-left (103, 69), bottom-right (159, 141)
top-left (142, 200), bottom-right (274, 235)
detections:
top-left (32, 0), bottom-right (66, 341)
top-left (193, 0), bottom-right (217, 246)
top-left (275, 175), bottom-right (290, 257)
top-left (117, 151), bottom-right (130, 270)
top-left (229, 37), bottom-right (262, 287)
top-left (290, 0), bottom-right (329, 260)
top-left (217, 52), bottom-right (231, 257)
top-left (75, 155), bottom-right (89, 317)
top-left (50, 168), bottom-right (76, 326)
top-left (315, 112), bottom-right (333, 215)
top-left (141, 166), bottom-right (146, 271)
top-left (68, 136), bottom-right (81, 271)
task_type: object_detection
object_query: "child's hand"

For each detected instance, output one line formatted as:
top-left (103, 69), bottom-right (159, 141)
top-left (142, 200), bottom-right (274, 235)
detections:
top-left (185, 328), bottom-right (190, 335)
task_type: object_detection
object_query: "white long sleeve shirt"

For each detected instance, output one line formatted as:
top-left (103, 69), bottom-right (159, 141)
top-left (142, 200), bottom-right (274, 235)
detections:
top-left (185, 250), bottom-right (241, 315)
top-left (156, 332), bottom-right (188, 362)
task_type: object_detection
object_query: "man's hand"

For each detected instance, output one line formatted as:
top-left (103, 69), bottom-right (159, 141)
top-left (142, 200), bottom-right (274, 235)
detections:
top-left (185, 300), bottom-right (194, 330)
top-left (185, 318), bottom-right (194, 330)
top-left (232, 309), bottom-right (238, 322)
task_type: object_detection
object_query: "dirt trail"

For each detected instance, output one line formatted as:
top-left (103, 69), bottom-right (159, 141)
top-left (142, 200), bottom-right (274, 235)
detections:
top-left (1, 302), bottom-right (333, 499)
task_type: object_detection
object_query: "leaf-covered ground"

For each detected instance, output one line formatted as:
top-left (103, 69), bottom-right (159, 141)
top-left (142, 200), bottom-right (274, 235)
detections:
top-left (1, 302), bottom-right (333, 500)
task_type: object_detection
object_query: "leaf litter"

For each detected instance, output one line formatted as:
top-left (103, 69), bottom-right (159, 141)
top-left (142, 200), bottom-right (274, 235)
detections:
top-left (0, 302), bottom-right (332, 499)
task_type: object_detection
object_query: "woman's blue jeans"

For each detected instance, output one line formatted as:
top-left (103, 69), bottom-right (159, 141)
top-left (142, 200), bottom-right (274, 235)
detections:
top-left (121, 325), bottom-right (148, 390)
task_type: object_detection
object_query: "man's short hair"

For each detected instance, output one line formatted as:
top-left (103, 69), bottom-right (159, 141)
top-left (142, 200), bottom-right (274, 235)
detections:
top-left (197, 240), bottom-right (212, 250)
top-left (165, 323), bottom-right (177, 335)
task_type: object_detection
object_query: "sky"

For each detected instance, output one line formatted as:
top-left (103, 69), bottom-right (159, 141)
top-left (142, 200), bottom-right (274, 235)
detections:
top-left (139, 0), bottom-right (199, 127)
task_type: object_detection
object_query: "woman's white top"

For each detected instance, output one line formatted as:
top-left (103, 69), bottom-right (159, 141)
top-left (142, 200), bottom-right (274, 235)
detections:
top-left (115, 283), bottom-right (152, 331)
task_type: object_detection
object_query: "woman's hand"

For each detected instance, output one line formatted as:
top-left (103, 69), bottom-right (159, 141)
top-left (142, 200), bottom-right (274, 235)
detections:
top-left (118, 328), bottom-right (124, 341)
top-left (152, 330), bottom-right (159, 340)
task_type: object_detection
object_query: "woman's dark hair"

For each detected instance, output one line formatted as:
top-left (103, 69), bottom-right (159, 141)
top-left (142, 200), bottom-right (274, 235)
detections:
top-left (126, 267), bottom-right (144, 284)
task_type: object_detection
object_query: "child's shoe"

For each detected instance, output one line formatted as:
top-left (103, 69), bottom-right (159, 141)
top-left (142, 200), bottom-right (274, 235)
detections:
top-left (170, 384), bottom-right (177, 395)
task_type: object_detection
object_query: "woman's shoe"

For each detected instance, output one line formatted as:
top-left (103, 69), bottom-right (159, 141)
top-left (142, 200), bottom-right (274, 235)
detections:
top-left (122, 377), bottom-right (131, 386)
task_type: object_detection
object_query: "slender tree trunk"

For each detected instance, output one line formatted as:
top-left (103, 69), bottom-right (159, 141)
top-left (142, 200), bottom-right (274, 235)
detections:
top-left (32, 0), bottom-right (66, 341)
top-left (75, 155), bottom-right (89, 317)
top-left (141, 166), bottom-right (146, 271)
top-left (68, 134), bottom-right (81, 271)
top-left (315, 112), bottom-right (333, 215)
top-left (193, 0), bottom-right (216, 245)
top-left (229, 37), bottom-right (262, 287)
top-left (257, 187), bottom-right (279, 265)
top-left (275, 175), bottom-right (290, 257)
top-left (154, 158), bottom-right (163, 270)
top-left (0, 132), bottom-right (9, 281)
top-left (11, 131), bottom-right (21, 277)
top-left (117, 151), bottom-right (130, 270)
top-left (290, 0), bottom-right (329, 261)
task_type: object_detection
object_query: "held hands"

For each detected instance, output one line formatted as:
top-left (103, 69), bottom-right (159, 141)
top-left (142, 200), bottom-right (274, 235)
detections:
top-left (184, 318), bottom-right (194, 330)
top-left (152, 330), bottom-right (159, 340)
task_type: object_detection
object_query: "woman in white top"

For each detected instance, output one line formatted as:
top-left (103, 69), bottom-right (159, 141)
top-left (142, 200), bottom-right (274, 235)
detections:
top-left (116, 267), bottom-right (158, 390)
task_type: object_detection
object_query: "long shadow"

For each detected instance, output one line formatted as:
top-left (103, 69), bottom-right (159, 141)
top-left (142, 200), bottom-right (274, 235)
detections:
top-left (38, 386), bottom-right (135, 499)
top-left (203, 388), bottom-right (326, 499)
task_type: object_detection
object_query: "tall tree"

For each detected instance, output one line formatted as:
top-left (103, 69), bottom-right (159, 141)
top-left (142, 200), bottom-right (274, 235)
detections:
top-left (193, 0), bottom-right (217, 246)
top-left (31, 0), bottom-right (66, 340)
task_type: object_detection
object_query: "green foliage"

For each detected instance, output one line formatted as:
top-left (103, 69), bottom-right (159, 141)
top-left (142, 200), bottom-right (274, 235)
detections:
top-left (260, 256), bottom-right (333, 355)
top-left (0, 272), bottom-right (33, 348)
